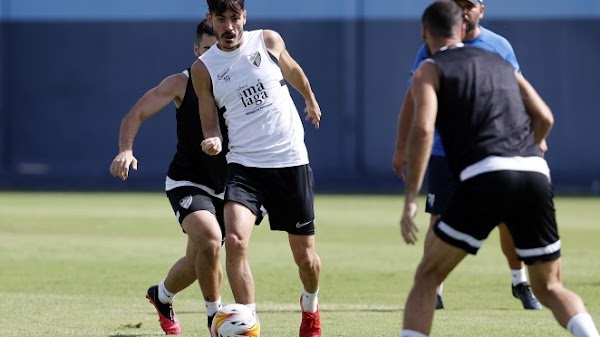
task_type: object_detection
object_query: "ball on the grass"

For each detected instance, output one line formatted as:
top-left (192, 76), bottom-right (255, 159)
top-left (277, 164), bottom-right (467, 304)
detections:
top-left (211, 303), bottom-right (260, 337)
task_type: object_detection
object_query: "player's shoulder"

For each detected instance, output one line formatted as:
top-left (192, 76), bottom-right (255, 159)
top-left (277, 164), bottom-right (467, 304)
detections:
top-left (161, 71), bottom-right (189, 89)
top-left (152, 70), bottom-right (189, 101)
top-left (261, 29), bottom-right (285, 52)
top-left (199, 45), bottom-right (216, 60)
top-left (478, 26), bottom-right (514, 48)
top-left (412, 58), bottom-right (437, 81)
top-left (409, 44), bottom-right (431, 74)
top-left (262, 29), bottom-right (283, 43)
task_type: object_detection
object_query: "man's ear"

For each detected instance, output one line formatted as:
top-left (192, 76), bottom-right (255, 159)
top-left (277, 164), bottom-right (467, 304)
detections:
top-left (193, 42), bottom-right (200, 57)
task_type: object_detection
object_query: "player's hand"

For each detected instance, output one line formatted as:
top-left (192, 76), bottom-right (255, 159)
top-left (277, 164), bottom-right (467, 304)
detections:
top-left (304, 103), bottom-right (321, 129)
top-left (539, 139), bottom-right (548, 155)
top-left (400, 201), bottom-right (419, 245)
top-left (201, 137), bottom-right (222, 155)
top-left (392, 148), bottom-right (407, 181)
top-left (109, 150), bottom-right (138, 180)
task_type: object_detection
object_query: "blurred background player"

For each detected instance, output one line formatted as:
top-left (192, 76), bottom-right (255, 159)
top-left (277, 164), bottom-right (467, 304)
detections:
top-left (109, 20), bottom-right (226, 334)
top-left (400, 2), bottom-right (599, 336)
top-left (392, 0), bottom-right (541, 310)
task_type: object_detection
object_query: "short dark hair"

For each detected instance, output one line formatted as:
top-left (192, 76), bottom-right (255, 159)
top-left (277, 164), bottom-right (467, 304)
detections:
top-left (207, 0), bottom-right (244, 16)
top-left (422, 1), bottom-right (463, 39)
top-left (197, 19), bottom-right (215, 39)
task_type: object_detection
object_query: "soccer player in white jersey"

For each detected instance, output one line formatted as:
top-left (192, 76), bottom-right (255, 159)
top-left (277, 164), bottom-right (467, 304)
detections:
top-left (191, 1), bottom-right (322, 336)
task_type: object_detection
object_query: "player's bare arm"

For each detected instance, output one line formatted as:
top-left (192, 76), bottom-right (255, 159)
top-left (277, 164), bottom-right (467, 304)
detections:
top-left (392, 88), bottom-right (414, 180)
top-left (110, 73), bottom-right (188, 180)
top-left (191, 59), bottom-right (223, 156)
top-left (401, 62), bottom-right (438, 245)
top-left (515, 71), bottom-right (554, 146)
top-left (263, 29), bottom-right (321, 129)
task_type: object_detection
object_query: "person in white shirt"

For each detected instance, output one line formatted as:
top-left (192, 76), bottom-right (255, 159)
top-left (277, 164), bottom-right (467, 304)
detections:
top-left (191, 1), bottom-right (322, 336)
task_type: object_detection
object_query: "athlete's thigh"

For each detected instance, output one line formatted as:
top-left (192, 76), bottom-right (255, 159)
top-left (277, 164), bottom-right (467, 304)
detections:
top-left (503, 171), bottom-right (560, 265)
top-left (526, 258), bottom-right (563, 295)
top-left (166, 186), bottom-right (224, 236)
top-left (288, 233), bottom-right (317, 262)
top-left (224, 163), bottom-right (264, 218)
top-left (419, 233), bottom-right (468, 281)
top-left (223, 201), bottom-right (257, 243)
top-left (426, 155), bottom-right (457, 215)
top-left (263, 164), bottom-right (316, 235)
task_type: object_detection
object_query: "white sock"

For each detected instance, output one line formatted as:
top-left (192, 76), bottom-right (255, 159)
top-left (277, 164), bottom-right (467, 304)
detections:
top-left (158, 280), bottom-right (176, 304)
top-left (244, 303), bottom-right (257, 317)
top-left (301, 288), bottom-right (319, 313)
top-left (205, 297), bottom-right (222, 317)
top-left (400, 329), bottom-right (428, 337)
top-left (511, 268), bottom-right (528, 286)
top-left (567, 313), bottom-right (600, 337)
top-left (437, 283), bottom-right (444, 296)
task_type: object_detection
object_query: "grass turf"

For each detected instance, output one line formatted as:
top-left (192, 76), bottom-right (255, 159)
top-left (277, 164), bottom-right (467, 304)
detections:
top-left (0, 192), bottom-right (598, 336)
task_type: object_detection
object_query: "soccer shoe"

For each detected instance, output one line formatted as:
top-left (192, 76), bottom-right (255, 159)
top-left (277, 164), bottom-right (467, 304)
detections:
top-left (512, 282), bottom-right (542, 310)
top-left (299, 296), bottom-right (322, 337)
top-left (435, 294), bottom-right (444, 310)
top-left (208, 313), bottom-right (215, 329)
top-left (146, 285), bottom-right (182, 335)
top-left (208, 313), bottom-right (215, 337)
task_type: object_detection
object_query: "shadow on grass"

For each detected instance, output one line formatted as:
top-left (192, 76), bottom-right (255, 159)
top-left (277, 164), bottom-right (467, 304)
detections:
top-left (110, 322), bottom-right (161, 337)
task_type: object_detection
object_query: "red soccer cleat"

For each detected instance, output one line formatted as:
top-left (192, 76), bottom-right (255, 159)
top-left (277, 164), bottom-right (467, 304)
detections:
top-left (146, 285), bottom-right (182, 335)
top-left (299, 296), bottom-right (321, 337)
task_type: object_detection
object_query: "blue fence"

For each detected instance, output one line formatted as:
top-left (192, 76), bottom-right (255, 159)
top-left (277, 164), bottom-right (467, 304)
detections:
top-left (1, 1), bottom-right (600, 193)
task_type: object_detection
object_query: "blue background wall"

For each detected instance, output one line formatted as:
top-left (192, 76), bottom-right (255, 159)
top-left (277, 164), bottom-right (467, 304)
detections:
top-left (1, 0), bottom-right (599, 193)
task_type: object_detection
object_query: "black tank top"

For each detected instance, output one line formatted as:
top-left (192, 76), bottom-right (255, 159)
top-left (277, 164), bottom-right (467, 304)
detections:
top-left (431, 46), bottom-right (541, 178)
top-left (167, 69), bottom-right (228, 193)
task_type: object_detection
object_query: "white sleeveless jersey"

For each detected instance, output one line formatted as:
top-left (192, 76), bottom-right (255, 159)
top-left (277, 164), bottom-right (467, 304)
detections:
top-left (200, 30), bottom-right (308, 168)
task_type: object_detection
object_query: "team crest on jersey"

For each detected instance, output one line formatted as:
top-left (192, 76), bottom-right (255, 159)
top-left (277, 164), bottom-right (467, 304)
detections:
top-left (179, 195), bottom-right (193, 209)
top-left (247, 52), bottom-right (261, 67)
top-left (427, 193), bottom-right (435, 208)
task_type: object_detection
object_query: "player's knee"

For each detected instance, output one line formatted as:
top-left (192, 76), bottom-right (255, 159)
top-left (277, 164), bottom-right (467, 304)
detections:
top-left (188, 228), bottom-right (221, 247)
top-left (224, 233), bottom-right (249, 257)
top-left (414, 261), bottom-right (445, 287)
top-left (530, 278), bottom-right (562, 302)
top-left (198, 240), bottom-right (221, 260)
top-left (295, 251), bottom-right (321, 272)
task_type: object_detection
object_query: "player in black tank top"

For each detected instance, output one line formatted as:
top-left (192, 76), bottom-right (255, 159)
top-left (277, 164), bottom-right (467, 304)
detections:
top-left (398, 2), bottom-right (599, 337)
top-left (431, 46), bottom-right (541, 179)
top-left (167, 67), bottom-right (228, 193)
top-left (109, 21), bottom-right (229, 334)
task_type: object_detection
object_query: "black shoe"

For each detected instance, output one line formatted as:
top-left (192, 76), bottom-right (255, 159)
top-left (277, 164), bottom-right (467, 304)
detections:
top-left (208, 313), bottom-right (215, 329)
top-left (436, 294), bottom-right (444, 310)
top-left (512, 282), bottom-right (542, 310)
top-left (146, 285), bottom-right (181, 334)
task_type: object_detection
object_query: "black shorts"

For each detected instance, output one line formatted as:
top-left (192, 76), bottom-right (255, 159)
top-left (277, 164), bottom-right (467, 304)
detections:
top-left (166, 186), bottom-right (225, 235)
top-left (434, 170), bottom-right (561, 265)
top-left (225, 163), bottom-right (316, 235)
top-left (425, 155), bottom-right (456, 215)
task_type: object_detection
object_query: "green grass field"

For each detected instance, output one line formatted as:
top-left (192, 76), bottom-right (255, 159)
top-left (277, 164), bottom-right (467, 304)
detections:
top-left (1, 192), bottom-right (599, 337)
